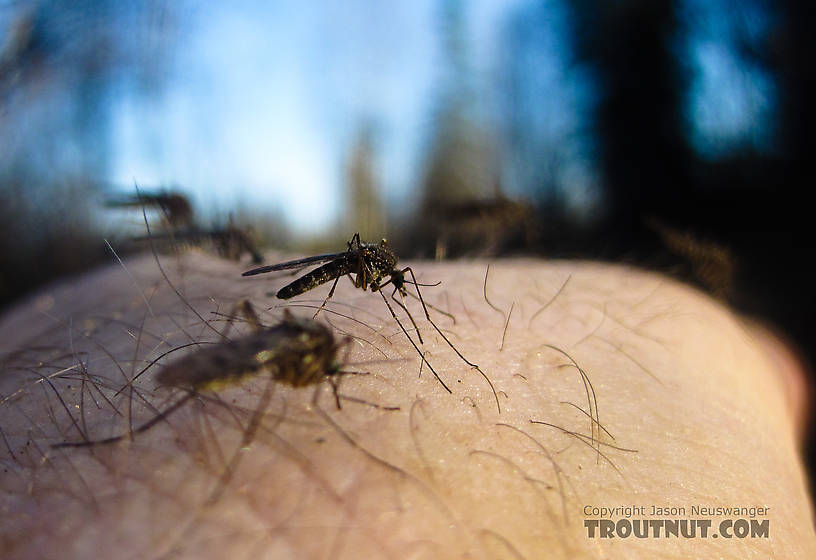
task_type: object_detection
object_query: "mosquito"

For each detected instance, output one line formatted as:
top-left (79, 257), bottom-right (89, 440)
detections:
top-left (52, 305), bottom-right (356, 449)
top-left (106, 190), bottom-right (194, 230)
top-left (130, 223), bottom-right (263, 263)
top-left (242, 233), bottom-right (501, 413)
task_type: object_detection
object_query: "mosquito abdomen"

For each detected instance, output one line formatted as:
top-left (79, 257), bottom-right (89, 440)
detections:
top-left (276, 258), bottom-right (350, 299)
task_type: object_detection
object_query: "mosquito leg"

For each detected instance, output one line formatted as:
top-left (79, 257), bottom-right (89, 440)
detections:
top-left (355, 255), bottom-right (365, 289)
top-left (378, 290), bottom-right (451, 393)
top-left (328, 337), bottom-right (361, 410)
top-left (314, 276), bottom-right (341, 320)
top-left (338, 394), bottom-right (400, 411)
top-left (403, 267), bottom-right (474, 366)
top-left (338, 335), bottom-right (354, 366)
top-left (402, 268), bottom-right (432, 321)
top-left (347, 232), bottom-right (364, 287)
top-left (329, 377), bottom-right (342, 410)
top-left (374, 276), bottom-right (419, 344)
top-left (406, 290), bottom-right (456, 324)
top-left (204, 300), bottom-right (262, 348)
top-left (403, 267), bottom-right (501, 414)
top-left (205, 376), bottom-right (277, 505)
top-left (215, 300), bottom-right (262, 338)
top-left (309, 378), bottom-right (455, 528)
top-left (52, 391), bottom-right (197, 448)
top-left (237, 300), bottom-right (263, 333)
top-left (390, 286), bottom-right (424, 345)
top-left (355, 247), bottom-right (374, 290)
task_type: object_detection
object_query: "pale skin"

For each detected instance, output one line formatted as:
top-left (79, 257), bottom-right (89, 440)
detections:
top-left (0, 251), bottom-right (813, 559)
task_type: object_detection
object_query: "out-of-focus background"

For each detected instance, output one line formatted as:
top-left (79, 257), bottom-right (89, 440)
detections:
top-left (1, 1), bottom-right (814, 478)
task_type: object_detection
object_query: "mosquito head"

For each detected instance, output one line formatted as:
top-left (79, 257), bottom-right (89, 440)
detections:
top-left (390, 268), bottom-right (406, 290)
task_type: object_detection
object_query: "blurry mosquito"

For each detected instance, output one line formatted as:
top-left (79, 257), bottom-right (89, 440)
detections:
top-left (129, 223), bottom-right (263, 263)
top-left (106, 189), bottom-right (194, 229)
top-left (52, 304), bottom-right (360, 449)
top-left (242, 233), bottom-right (501, 412)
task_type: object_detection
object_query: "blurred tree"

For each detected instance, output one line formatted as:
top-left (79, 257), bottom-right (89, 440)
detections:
top-left (420, 0), bottom-right (498, 211)
top-left (344, 123), bottom-right (386, 240)
top-left (773, 0), bottom-right (815, 188)
top-left (568, 0), bottom-right (692, 234)
top-left (565, 0), bottom-right (816, 490)
top-left (772, 0), bottom-right (816, 494)
top-left (413, 0), bottom-right (502, 256)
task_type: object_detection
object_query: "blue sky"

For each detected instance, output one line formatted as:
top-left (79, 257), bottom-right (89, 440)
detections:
top-left (102, 0), bottom-right (773, 235)
top-left (110, 0), bottom-right (459, 233)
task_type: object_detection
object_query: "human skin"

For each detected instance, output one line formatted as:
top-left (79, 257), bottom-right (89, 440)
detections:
top-left (0, 251), bottom-right (814, 559)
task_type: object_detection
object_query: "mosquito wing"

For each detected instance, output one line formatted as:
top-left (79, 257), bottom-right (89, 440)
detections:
top-left (242, 252), bottom-right (345, 276)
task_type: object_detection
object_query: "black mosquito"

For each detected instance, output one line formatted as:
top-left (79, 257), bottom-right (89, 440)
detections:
top-left (106, 190), bottom-right (194, 229)
top-left (130, 224), bottom-right (263, 263)
top-left (52, 305), bottom-right (356, 449)
top-left (242, 233), bottom-right (501, 412)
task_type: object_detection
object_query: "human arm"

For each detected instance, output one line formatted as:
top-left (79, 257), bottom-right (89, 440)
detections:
top-left (1, 252), bottom-right (813, 558)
